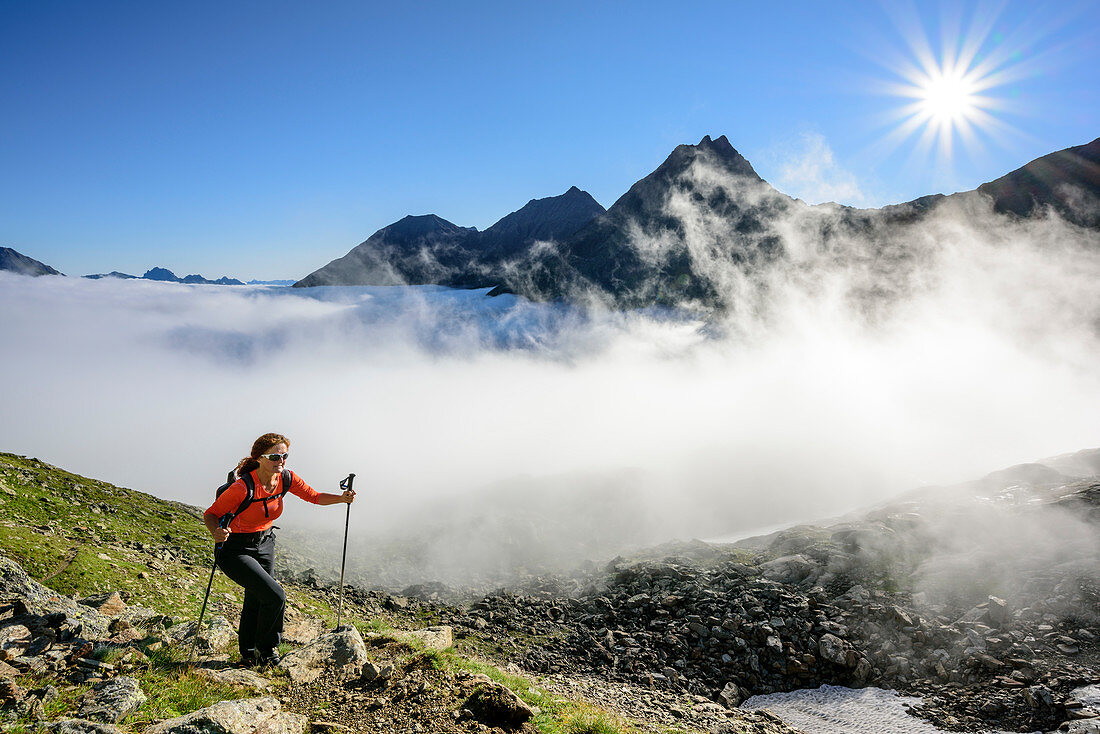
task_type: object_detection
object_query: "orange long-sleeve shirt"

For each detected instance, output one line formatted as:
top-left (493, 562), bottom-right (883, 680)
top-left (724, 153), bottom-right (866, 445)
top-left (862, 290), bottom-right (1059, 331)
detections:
top-left (204, 469), bottom-right (321, 533)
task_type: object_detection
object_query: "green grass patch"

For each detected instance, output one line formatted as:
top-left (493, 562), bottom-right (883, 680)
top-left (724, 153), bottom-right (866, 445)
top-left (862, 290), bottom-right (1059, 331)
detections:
top-left (125, 647), bottom-right (255, 725)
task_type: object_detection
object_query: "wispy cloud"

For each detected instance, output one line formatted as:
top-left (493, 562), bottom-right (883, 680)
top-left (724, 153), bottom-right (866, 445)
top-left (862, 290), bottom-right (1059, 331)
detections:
top-left (764, 132), bottom-right (872, 207)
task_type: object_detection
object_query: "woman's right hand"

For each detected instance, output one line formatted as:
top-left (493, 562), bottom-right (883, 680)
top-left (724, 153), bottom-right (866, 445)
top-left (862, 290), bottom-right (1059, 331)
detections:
top-left (212, 527), bottom-right (231, 543)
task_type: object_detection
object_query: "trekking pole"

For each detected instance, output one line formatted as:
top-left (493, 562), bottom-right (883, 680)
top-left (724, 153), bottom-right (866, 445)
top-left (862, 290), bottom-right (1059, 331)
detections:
top-left (189, 515), bottom-right (229, 663)
top-left (335, 473), bottom-right (355, 631)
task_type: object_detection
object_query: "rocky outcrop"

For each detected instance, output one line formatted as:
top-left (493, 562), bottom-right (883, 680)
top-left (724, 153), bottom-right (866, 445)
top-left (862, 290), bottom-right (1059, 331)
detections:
top-left (143, 696), bottom-right (306, 734)
top-left (278, 627), bottom-right (369, 683)
top-left (76, 676), bottom-right (146, 723)
top-left (462, 681), bottom-right (534, 728)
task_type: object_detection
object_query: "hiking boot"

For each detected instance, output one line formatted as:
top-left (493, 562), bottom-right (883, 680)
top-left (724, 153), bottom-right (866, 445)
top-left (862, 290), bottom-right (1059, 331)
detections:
top-left (257, 650), bottom-right (281, 667)
top-left (238, 651), bottom-right (258, 668)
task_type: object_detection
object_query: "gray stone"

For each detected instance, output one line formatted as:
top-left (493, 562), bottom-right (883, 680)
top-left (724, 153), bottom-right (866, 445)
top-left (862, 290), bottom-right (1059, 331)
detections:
top-left (409, 625), bottom-right (452, 651)
top-left (840, 585), bottom-right (871, 603)
top-left (0, 624), bottom-right (33, 655)
top-left (78, 592), bottom-right (127, 617)
top-left (278, 626), bottom-right (368, 683)
top-left (0, 557), bottom-right (111, 639)
top-left (718, 681), bottom-right (744, 707)
top-left (758, 555), bottom-right (817, 584)
top-left (78, 676), bottom-right (147, 723)
top-left (986, 596), bottom-right (1009, 626)
top-left (360, 661), bottom-right (394, 682)
top-left (818, 633), bottom-right (850, 666)
top-left (464, 682), bottom-right (534, 728)
top-left (143, 696), bottom-right (306, 734)
top-left (47, 719), bottom-right (125, 734)
top-left (167, 616), bottom-right (235, 652)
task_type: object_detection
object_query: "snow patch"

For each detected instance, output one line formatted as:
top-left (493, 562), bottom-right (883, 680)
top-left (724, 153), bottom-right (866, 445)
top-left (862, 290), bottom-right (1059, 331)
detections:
top-left (741, 685), bottom-right (1025, 734)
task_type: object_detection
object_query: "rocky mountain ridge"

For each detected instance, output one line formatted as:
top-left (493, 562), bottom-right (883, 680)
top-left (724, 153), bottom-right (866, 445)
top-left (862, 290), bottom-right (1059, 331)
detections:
top-left (296, 135), bottom-right (1100, 311)
top-left (294, 187), bottom-right (605, 288)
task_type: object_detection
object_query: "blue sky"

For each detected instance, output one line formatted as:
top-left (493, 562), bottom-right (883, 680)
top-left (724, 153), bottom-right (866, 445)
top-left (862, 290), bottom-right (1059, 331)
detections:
top-left (2, 0), bottom-right (1097, 280)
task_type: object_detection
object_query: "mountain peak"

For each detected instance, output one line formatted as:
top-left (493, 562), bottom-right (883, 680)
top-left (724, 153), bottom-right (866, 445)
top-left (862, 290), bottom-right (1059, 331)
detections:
top-left (376, 214), bottom-right (475, 240)
top-left (479, 187), bottom-right (605, 255)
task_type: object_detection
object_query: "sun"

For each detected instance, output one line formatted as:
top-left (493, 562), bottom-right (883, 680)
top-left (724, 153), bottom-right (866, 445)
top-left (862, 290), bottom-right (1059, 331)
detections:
top-left (885, 56), bottom-right (998, 161)
top-left (871, 5), bottom-right (1030, 166)
top-left (920, 69), bottom-right (978, 125)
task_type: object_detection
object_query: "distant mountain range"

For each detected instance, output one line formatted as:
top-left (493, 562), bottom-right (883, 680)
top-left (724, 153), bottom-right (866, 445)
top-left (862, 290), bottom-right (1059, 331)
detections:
top-left (297, 135), bottom-right (1100, 309)
top-left (85, 267), bottom-right (245, 285)
top-left (0, 257), bottom-right (291, 286)
top-left (6, 135), bottom-right (1098, 309)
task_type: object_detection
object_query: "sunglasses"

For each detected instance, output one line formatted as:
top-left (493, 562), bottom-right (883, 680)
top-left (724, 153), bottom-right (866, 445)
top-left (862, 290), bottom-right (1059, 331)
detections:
top-left (258, 452), bottom-right (289, 462)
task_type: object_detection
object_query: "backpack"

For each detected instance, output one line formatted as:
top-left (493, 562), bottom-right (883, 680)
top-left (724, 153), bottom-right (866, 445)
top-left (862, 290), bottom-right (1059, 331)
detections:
top-left (215, 469), bottom-right (292, 526)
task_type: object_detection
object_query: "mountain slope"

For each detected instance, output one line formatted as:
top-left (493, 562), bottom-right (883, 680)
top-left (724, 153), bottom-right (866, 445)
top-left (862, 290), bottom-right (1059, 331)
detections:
top-left (0, 247), bottom-right (63, 276)
top-left (975, 136), bottom-right (1100, 227)
top-left (294, 214), bottom-right (479, 287)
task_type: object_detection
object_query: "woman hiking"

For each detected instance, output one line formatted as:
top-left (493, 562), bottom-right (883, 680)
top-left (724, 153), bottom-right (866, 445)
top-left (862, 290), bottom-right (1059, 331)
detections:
top-left (204, 432), bottom-right (355, 667)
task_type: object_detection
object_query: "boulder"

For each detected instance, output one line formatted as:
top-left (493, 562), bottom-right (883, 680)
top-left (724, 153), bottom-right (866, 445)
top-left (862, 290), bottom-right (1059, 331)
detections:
top-left (278, 627), bottom-right (368, 683)
top-left (77, 677), bottom-right (147, 724)
top-left (78, 592), bottom-right (127, 617)
top-left (409, 626), bottom-right (453, 651)
top-left (46, 719), bottom-right (125, 734)
top-left (758, 555), bottom-right (817, 585)
top-left (282, 615), bottom-right (324, 645)
top-left (144, 696), bottom-right (306, 734)
top-left (464, 682), bottom-right (534, 728)
top-left (0, 557), bottom-right (111, 639)
top-left (718, 681), bottom-right (745, 707)
top-left (818, 633), bottom-right (851, 667)
top-left (167, 616), bottom-right (235, 651)
top-left (0, 624), bottom-right (33, 656)
top-left (986, 596), bottom-right (1009, 627)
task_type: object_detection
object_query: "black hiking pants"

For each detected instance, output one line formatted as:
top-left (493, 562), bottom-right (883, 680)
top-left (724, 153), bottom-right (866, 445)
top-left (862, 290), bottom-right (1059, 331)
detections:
top-left (216, 529), bottom-right (284, 658)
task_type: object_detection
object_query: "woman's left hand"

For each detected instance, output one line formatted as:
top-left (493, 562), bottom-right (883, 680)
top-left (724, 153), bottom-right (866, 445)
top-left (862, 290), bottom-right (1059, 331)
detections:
top-left (342, 488), bottom-right (356, 504)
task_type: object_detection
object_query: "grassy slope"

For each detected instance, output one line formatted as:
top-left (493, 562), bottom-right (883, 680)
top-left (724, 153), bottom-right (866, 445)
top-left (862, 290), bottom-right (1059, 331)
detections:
top-left (0, 452), bottom-right (685, 734)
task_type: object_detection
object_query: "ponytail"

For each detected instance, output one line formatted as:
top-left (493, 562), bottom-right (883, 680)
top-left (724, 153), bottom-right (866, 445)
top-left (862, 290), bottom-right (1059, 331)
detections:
top-left (235, 456), bottom-right (260, 477)
top-left (235, 432), bottom-right (291, 478)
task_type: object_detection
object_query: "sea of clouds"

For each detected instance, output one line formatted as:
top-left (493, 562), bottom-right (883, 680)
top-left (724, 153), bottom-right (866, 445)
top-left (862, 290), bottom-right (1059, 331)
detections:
top-left (1, 172), bottom-right (1099, 580)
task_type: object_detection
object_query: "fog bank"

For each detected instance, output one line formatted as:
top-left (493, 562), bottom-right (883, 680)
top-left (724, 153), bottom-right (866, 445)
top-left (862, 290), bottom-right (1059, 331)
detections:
top-left (1, 195), bottom-right (1099, 582)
